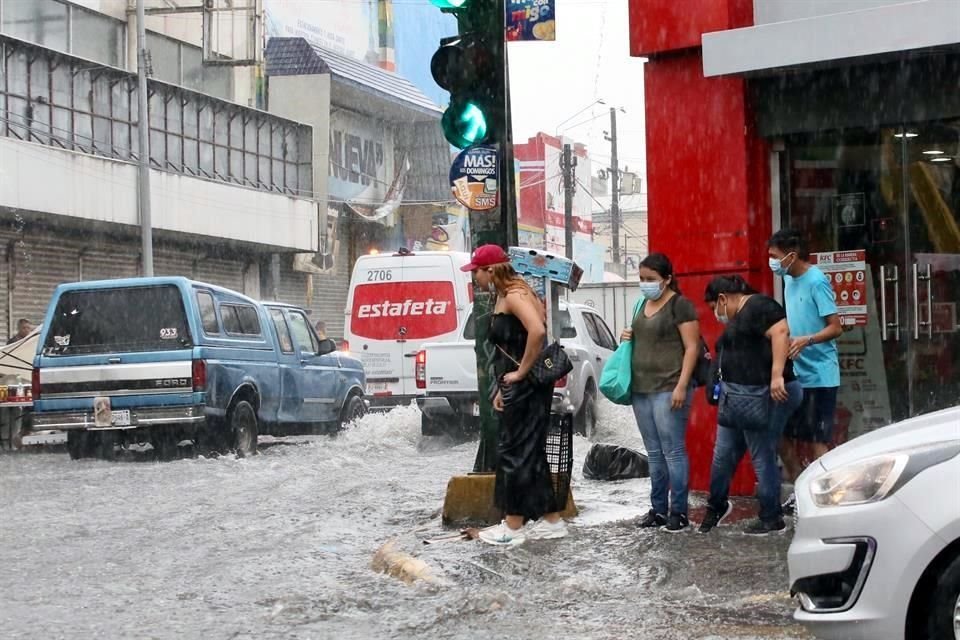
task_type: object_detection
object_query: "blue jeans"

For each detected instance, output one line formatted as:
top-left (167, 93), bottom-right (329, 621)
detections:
top-left (707, 380), bottom-right (803, 522)
top-left (632, 389), bottom-right (693, 516)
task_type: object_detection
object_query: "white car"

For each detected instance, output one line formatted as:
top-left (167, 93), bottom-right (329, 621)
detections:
top-left (788, 405), bottom-right (960, 640)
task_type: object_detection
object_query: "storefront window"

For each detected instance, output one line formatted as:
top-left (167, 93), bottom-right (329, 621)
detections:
top-left (783, 120), bottom-right (960, 430)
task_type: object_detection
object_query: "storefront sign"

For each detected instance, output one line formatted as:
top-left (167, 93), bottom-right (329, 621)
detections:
top-left (450, 145), bottom-right (498, 211)
top-left (506, 0), bottom-right (556, 41)
top-left (810, 250), bottom-right (868, 327)
top-left (834, 193), bottom-right (865, 228)
top-left (834, 265), bottom-right (892, 443)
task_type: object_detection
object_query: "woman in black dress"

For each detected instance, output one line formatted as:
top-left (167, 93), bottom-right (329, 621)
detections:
top-left (461, 245), bottom-right (568, 545)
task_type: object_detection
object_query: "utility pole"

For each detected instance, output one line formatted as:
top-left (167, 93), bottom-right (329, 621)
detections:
top-left (562, 143), bottom-right (577, 260)
top-left (136, 0), bottom-right (154, 276)
top-left (607, 107), bottom-right (621, 267)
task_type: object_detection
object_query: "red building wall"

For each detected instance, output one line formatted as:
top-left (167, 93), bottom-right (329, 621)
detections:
top-left (631, 0), bottom-right (774, 494)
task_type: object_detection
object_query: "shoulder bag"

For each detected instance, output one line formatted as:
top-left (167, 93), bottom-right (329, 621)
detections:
top-left (599, 296), bottom-right (646, 405)
top-left (714, 350), bottom-right (772, 431)
top-left (498, 340), bottom-right (573, 388)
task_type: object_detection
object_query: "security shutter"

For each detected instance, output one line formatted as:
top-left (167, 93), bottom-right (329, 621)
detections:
top-left (79, 248), bottom-right (139, 282)
top-left (154, 246), bottom-right (196, 279)
top-left (194, 256), bottom-right (244, 292)
top-left (0, 240), bottom-right (8, 336)
top-left (0, 227), bottom-right (80, 329)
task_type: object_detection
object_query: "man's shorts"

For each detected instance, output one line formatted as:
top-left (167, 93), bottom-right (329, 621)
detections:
top-left (784, 387), bottom-right (839, 444)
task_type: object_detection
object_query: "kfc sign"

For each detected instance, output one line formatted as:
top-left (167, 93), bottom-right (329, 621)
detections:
top-left (351, 282), bottom-right (457, 340)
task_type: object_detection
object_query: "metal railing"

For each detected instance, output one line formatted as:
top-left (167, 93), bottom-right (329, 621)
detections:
top-left (0, 35), bottom-right (313, 197)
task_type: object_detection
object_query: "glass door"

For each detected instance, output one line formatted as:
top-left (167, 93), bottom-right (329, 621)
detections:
top-left (782, 123), bottom-right (960, 435)
top-left (901, 120), bottom-right (960, 416)
top-left (782, 127), bottom-right (910, 439)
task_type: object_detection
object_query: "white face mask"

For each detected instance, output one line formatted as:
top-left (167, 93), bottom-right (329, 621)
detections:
top-left (638, 280), bottom-right (666, 301)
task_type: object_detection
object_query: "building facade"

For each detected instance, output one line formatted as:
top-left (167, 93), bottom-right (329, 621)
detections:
top-left (631, 0), bottom-right (960, 490)
top-left (515, 133), bottom-right (605, 281)
top-left (0, 0), bottom-right (318, 339)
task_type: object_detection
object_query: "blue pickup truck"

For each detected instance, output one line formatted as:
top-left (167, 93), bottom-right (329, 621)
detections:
top-left (28, 277), bottom-right (366, 460)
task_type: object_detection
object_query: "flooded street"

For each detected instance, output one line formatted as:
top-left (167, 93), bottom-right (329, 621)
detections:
top-left (1, 402), bottom-right (810, 640)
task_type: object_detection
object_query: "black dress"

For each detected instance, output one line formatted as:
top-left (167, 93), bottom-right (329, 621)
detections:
top-left (489, 312), bottom-right (559, 520)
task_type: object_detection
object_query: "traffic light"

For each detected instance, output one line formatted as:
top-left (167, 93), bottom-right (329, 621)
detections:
top-left (430, 1), bottom-right (503, 149)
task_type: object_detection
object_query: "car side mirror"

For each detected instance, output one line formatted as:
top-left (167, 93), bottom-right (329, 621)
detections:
top-left (316, 342), bottom-right (335, 356)
top-left (559, 327), bottom-right (577, 339)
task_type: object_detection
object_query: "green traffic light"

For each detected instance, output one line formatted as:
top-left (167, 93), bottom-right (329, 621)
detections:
top-left (442, 101), bottom-right (489, 149)
top-left (429, 0), bottom-right (469, 8)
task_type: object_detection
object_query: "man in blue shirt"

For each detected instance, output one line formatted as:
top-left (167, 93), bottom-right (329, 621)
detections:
top-left (768, 230), bottom-right (843, 509)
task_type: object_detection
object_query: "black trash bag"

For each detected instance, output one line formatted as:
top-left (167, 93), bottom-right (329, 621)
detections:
top-left (582, 443), bottom-right (650, 481)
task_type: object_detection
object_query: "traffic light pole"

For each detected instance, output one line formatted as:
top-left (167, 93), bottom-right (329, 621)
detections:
top-left (467, 0), bottom-right (516, 473)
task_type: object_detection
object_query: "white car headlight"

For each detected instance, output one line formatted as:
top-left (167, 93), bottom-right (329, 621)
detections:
top-left (809, 440), bottom-right (960, 508)
top-left (810, 454), bottom-right (908, 507)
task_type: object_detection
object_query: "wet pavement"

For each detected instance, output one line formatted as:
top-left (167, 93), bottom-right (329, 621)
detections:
top-left (0, 401), bottom-right (811, 639)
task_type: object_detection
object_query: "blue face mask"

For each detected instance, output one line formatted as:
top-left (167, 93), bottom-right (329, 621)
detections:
top-left (638, 281), bottom-right (665, 301)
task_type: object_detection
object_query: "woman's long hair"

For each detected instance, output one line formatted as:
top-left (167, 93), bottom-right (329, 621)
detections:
top-left (488, 263), bottom-right (546, 322)
top-left (489, 262), bottom-right (536, 298)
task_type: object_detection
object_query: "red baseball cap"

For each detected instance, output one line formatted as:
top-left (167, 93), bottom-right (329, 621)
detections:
top-left (461, 244), bottom-right (509, 272)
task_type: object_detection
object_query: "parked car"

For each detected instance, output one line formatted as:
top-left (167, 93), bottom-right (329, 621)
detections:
top-left (415, 302), bottom-right (618, 437)
top-left (787, 405), bottom-right (960, 640)
top-left (344, 249), bottom-right (473, 410)
top-left (28, 277), bottom-right (366, 460)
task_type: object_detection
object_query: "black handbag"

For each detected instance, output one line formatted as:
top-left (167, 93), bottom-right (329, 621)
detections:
top-left (498, 340), bottom-right (573, 388)
top-left (718, 381), bottom-right (772, 432)
top-left (710, 348), bottom-right (771, 430)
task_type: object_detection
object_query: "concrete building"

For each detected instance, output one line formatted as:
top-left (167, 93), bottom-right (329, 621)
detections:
top-left (0, 0), bottom-right (316, 337)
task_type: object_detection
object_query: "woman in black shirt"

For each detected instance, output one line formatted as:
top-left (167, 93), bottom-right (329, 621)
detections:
top-left (698, 275), bottom-right (803, 535)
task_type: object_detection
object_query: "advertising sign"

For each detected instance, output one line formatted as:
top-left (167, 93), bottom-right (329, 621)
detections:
top-left (450, 145), bottom-right (499, 211)
top-left (264, 0), bottom-right (372, 60)
top-left (810, 250), bottom-right (868, 327)
top-left (350, 281), bottom-right (457, 341)
top-left (506, 0), bottom-right (556, 41)
top-left (834, 265), bottom-right (892, 443)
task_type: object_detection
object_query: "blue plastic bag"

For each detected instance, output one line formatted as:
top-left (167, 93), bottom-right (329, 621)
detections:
top-left (598, 297), bottom-right (645, 406)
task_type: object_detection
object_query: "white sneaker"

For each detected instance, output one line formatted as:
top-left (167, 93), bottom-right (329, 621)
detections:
top-left (478, 521), bottom-right (527, 546)
top-left (525, 518), bottom-right (568, 540)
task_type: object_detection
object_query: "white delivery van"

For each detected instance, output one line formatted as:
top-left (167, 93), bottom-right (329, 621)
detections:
top-left (345, 250), bottom-right (473, 409)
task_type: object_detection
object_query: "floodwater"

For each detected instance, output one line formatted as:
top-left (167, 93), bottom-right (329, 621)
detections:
top-left (0, 401), bottom-right (811, 639)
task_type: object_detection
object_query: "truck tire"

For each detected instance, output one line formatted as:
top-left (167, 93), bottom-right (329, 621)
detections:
top-left (575, 384), bottom-right (598, 438)
top-left (67, 431), bottom-right (94, 460)
top-left (151, 428), bottom-right (179, 462)
top-left (93, 430), bottom-right (118, 460)
top-left (421, 414), bottom-right (443, 437)
top-left (227, 400), bottom-right (258, 458)
top-left (340, 394), bottom-right (365, 430)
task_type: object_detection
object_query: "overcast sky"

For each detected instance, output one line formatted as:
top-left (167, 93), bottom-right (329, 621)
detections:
top-left (508, 0), bottom-right (648, 183)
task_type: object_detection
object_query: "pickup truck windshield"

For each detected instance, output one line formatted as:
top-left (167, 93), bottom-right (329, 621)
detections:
top-left (43, 285), bottom-right (193, 355)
